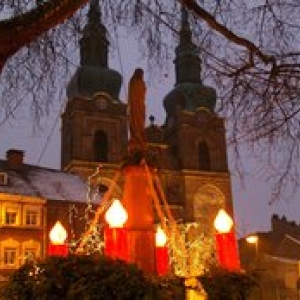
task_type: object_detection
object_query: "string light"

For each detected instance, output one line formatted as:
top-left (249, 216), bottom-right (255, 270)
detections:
top-left (68, 163), bottom-right (217, 281)
top-left (167, 222), bottom-right (215, 278)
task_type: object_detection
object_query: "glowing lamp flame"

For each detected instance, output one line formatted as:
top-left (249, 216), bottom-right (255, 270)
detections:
top-left (105, 199), bottom-right (128, 228)
top-left (49, 221), bottom-right (67, 245)
top-left (155, 226), bottom-right (167, 247)
top-left (214, 209), bottom-right (233, 233)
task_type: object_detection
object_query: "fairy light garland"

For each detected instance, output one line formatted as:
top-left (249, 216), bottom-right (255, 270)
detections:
top-left (61, 162), bottom-right (216, 282)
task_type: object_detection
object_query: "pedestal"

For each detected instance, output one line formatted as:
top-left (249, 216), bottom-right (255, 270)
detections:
top-left (122, 165), bottom-right (155, 274)
top-left (127, 230), bottom-right (155, 274)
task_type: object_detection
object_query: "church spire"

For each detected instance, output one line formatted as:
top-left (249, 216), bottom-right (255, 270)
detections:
top-left (180, 7), bottom-right (192, 45)
top-left (163, 6), bottom-right (216, 120)
top-left (174, 6), bottom-right (202, 85)
top-left (67, 0), bottom-right (122, 100)
top-left (80, 0), bottom-right (108, 67)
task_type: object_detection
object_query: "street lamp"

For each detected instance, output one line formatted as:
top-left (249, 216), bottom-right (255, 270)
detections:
top-left (104, 199), bottom-right (129, 261)
top-left (48, 221), bottom-right (68, 257)
top-left (214, 209), bottom-right (240, 270)
top-left (246, 234), bottom-right (259, 255)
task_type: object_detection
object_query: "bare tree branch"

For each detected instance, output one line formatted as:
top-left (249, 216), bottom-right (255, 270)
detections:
top-left (180, 0), bottom-right (277, 66)
top-left (0, 0), bottom-right (88, 70)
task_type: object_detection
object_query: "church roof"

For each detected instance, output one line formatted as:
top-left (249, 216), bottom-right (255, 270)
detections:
top-left (0, 160), bottom-right (87, 202)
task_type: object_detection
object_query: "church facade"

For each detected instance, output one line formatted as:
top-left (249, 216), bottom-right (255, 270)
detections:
top-left (61, 1), bottom-right (234, 236)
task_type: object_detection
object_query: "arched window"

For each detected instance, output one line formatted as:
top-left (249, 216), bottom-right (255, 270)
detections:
top-left (199, 141), bottom-right (211, 170)
top-left (193, 185), bottom-right (224, 235)
top-left (94, 130), bottom-right (108, 162)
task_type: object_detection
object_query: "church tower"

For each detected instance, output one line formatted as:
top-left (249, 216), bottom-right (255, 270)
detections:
top-left (61, 0), bottom-right (127, 178)
top-left (161, 8), bottom-right (233, 234)
top-left (61, 2), bottom-right (235, 236)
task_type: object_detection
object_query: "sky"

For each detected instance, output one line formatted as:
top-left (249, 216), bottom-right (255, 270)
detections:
top-left (1, 19), bottom-right (300, 238)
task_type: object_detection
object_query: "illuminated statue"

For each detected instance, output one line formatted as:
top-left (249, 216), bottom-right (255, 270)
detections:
top-left (128, 68), bottom-right (147, 153)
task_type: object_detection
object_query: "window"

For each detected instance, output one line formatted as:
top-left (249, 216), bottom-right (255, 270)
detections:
top-left (26, 211), bottom-right (38, 226)
top-left (2, 204), bottom-right (20, 226)
top-left (94, 130), bottom-right (108, 162)
top-left (2, 238), bottom-right (20, 268)
top-left (5, 211), bottom-right (17, 225)
top-left (0, 172), bottom-right (8, 185)
top-left (23, 206), bottom-right (41, 227)
top-left (22, 240), bottom-right (40, 264)
top-left (24, 248), bottom-right (36, 262)
top-left (4, 248), bottom-right (17, 266)
top-left (193, 185), bottom-right (224, 235)
top-left (198, 141), bottom-right (211, 171)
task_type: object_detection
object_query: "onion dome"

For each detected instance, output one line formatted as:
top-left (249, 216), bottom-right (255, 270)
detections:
top-left (67, 0), bottom-right (122, 100)
top-left (163, 7), bottom-right (216, 122)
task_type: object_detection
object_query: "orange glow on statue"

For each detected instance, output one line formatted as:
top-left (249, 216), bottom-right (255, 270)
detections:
top-left (128, 68), bottom-right (147, 153)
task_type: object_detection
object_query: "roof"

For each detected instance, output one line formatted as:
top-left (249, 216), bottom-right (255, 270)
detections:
top-left (0, 160), bottom-right (87, 202)
top-left (273, 234), bottom-right (300, 260)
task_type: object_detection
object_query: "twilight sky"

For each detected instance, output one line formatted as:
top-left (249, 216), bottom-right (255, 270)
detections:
top-left (1, 30), bottom-right (300, 237)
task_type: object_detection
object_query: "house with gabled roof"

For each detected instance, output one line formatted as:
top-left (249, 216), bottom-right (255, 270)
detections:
top-left (239, 214), bottom-right (300, 300)
top-left (0, 149), bottom-right (88, 279)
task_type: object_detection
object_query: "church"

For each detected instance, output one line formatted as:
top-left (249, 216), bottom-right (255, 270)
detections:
top-left (0, 1), bottom-right (234, 277)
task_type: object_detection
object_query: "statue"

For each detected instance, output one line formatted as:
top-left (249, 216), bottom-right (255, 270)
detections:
top-left (128, 68), bottom-right (147, 153)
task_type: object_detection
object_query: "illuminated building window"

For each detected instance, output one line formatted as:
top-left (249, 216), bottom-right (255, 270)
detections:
top-left (1, 238), bottom-right (20, 269)
top-left (4, 248), bottom-right (17, 266)
top-left (2, 204), bottom-right (21, 226)
top-left (26, 211), bottom-right (38, 226)
top-left (23, 205), bottom-right (41, 227)
top-left (22, 240), bottom-right (40, 264)
top-left (24, 248), bottom-right (36, 262)
top-left (5, 211), bottom-right (17, 225)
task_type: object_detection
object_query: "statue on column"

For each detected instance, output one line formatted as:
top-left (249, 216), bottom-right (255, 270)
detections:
top-left (128, 68), bottom-right (147, 154)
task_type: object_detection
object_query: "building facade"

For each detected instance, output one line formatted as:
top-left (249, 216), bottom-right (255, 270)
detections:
top-left (240, 214), bottom-right (300, 299)
top-left (0, 149), bottom-right (88, 279)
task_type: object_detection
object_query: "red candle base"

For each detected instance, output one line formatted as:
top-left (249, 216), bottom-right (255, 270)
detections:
top-left (104, 227), bottom-right (128, 261)
top-left (48, 244), bottom-right (68, 257)
top-left (215, 231), bottom-right (240, 271)
top-left (156, 246), bottom-right (169, 276)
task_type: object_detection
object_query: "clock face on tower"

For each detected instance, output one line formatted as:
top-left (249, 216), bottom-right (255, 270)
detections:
top-left (95, 96), bottom-right (108, 110)
top-left (196, 108), bottom-right (211, 125)
top-left (93, 93), bottom-right (111, 110)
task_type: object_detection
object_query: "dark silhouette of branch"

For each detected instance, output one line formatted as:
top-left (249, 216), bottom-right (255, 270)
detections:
top-left (181, 0), bottom-right (277, 66)
top-left (0, 0), bottom-right (88, 71)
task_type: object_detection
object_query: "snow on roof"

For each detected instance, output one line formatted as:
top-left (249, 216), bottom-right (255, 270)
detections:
top-left (0, 160), bottom-right (87, 202)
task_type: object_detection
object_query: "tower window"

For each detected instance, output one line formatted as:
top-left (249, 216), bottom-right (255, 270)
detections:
top-left (94, 130), bottom-right (108, 162)
top-left (198, 141), bottom-right (211, 171)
